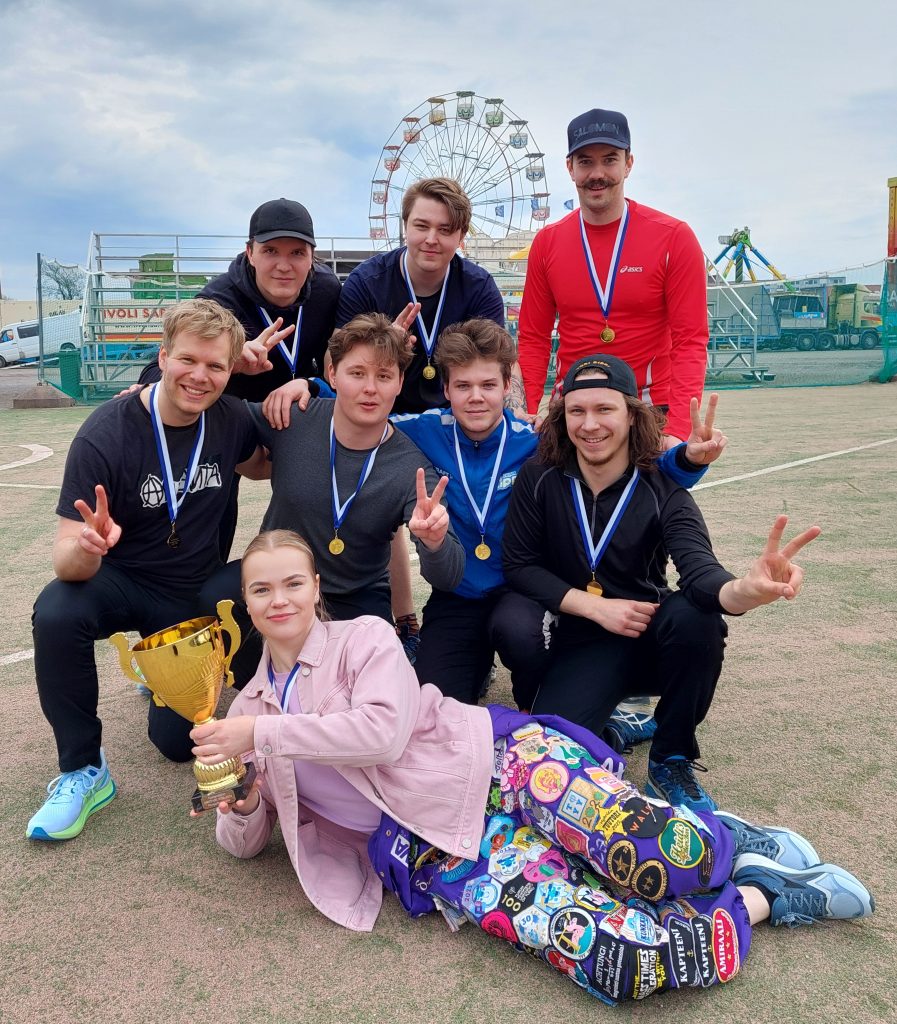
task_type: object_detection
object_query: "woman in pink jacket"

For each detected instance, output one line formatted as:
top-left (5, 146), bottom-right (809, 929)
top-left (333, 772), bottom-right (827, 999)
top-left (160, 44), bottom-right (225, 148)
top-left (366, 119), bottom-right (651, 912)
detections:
top-left (190, 530), bottom-right (873, 1006)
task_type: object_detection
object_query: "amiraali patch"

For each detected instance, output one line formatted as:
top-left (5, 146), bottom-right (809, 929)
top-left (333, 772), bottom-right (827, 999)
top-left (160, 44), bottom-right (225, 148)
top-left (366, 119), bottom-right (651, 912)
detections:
top-left (712, 908), bottom-right (740, 982)
top-left (607, 839), bottom-right (637, 886)
top-left (631, 859), bottom-right (669, 900)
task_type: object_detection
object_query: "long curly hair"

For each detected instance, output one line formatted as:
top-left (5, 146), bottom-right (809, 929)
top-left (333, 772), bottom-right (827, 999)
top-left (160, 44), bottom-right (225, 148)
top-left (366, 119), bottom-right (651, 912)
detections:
top-left (537, 393), bottom-right (665, 471)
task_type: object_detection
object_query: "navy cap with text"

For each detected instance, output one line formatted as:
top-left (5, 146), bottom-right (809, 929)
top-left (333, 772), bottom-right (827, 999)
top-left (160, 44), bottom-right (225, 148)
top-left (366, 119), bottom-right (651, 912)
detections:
top-left (562, 354), bottom-right (637, 398)
top-left (566, 109), bottom-right (631, 156)
top-left (249, 198), bottom-right (317, 247)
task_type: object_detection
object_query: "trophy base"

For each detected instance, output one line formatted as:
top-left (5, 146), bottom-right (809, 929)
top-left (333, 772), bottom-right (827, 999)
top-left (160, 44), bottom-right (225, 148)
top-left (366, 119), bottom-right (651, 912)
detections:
top-left (191, 761), bottom-right (258, 813)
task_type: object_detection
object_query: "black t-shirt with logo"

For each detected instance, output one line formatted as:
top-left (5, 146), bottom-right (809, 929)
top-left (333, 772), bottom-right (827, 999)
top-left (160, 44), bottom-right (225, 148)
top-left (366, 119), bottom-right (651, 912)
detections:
top-left (56, 392), bottom-right (258, 592)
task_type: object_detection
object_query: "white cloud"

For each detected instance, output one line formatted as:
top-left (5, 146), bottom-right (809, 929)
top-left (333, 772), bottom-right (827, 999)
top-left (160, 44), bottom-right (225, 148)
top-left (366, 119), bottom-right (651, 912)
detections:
top-left (1, 0), bottom-right (895, 297)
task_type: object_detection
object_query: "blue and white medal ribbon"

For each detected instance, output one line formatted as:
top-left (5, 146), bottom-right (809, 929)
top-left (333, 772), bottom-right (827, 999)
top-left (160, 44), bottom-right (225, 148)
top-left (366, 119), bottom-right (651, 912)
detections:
top-left (570, 468), bottom-right (640, 595)
top-left (400, 249), bottom-right (450, 379)
top-left (258, 306), bottom-right (304, 374)
top-left (268, 659), bottom-right (301, 713)
top-left (149, 383), bottom-right (205, 550)
top-left (578, 203), bottom-right (629, 343)
top-left (453, 417), bottom-right (508, 560)
top-left (328, 419), bottom-right (389, 555)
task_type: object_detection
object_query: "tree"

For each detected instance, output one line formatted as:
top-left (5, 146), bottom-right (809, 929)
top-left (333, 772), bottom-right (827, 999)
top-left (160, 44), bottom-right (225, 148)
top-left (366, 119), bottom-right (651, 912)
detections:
top-left (42, 261), bottom-right (86, 300)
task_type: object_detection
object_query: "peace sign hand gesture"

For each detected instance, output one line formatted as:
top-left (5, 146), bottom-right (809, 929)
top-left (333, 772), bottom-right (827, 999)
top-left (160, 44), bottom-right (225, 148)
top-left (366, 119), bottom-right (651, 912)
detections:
top-left (408, 468), bottom-right (450, 551)
top-left (720, 515), bottom-right (821, 614)
top-left (234, 317), bottom-right (296, 376)
top-left (392, 302), bottom-right (421, 349)
top-left (73, 484), bottom-right (122, 557)
top-left (685, 393), bottom-right (728, 466)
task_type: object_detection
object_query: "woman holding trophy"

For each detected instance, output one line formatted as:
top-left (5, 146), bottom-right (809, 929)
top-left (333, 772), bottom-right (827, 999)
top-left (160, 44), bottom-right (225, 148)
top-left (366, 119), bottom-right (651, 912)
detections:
top-left (190, 529), bottom-right (873, 1006)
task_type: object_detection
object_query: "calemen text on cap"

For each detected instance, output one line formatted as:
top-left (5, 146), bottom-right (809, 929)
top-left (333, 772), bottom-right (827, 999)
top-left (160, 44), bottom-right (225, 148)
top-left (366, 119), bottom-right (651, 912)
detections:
top-left (249, 198), bottom-right (317, 247)
top-left (562, 354), bottom-right (637, 398)
top-left (566, 109), bottom-right (631, 157)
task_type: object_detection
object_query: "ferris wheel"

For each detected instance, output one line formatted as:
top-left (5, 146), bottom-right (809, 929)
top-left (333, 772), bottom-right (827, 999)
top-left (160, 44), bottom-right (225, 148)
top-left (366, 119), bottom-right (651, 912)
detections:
top-left (368, 92), bottom-right (551, 247)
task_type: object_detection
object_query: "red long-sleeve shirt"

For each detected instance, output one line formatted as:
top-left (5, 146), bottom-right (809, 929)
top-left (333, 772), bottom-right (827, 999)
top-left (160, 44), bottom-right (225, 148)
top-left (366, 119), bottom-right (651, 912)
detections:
top-left (517, 201), bottom-right (708, 441)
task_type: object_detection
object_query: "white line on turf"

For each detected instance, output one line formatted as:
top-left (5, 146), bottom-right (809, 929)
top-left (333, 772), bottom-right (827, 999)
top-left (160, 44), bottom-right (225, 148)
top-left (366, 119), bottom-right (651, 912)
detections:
top-left (0, 483), bottom-right (58, 489)
top-left (0, 650), bottom-right (34, 666)
top-left (693, 436), bottom-right (897, 491)
top-left (0, 443), bottom-right (53, 472)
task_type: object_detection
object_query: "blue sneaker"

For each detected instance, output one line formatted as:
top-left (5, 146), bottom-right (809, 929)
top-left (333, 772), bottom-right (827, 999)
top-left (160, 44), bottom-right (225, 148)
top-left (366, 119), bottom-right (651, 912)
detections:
top-left (716, 810), bottom-right (819, 870)
top-left (604, 708), bottom-right (658, 753)
top-left (733, 853), bottom-right (875, 927)
top-left (26, 750), bottom-right (117, 841)
top-left (646, 757), bottom-right (718, 813)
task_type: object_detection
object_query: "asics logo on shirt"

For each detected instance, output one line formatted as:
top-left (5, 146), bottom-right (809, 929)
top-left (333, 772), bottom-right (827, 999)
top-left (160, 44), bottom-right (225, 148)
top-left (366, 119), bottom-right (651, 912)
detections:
top-left (619, 266), bottom-right (643, 273)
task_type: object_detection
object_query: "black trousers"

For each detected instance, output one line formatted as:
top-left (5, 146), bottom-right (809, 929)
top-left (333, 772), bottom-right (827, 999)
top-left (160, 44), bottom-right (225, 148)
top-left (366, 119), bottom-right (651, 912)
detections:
top-left (531, 591), bottom-right (728, 762)
top-left (33, 563), bottom-right (203, 772)
top-left (414, 589), bottom-right (552, 710)
top-left (197, 559), bottom-right (394, 688)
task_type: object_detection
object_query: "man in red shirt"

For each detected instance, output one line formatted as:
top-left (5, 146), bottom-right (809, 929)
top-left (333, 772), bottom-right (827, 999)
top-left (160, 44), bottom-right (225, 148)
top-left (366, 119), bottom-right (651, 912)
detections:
top-left (517, 108), bottom-right (708, 444)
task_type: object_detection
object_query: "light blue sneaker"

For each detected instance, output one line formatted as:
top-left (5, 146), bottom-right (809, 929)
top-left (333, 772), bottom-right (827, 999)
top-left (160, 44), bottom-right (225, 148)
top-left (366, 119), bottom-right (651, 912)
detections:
top-left (732, 853), bottom-right (875, 927)
top-left (26, 749), bottom-right (117, 841)
top-left (716, 810), bottom-right (819, 870)
top-left (646, 756), bottom-right (718, 813)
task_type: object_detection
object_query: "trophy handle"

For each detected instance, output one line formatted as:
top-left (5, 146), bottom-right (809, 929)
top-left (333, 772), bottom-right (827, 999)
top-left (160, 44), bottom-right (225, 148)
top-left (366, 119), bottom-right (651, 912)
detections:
top-left (216, 599), bottom-right (242, 689)
top-left (109, 632), bottom-right (145, 685)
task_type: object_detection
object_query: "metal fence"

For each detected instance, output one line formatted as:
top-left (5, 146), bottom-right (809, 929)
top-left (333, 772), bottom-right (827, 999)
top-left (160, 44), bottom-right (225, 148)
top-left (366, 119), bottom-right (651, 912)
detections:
top-left (30, 239), bottom-right (895, 400)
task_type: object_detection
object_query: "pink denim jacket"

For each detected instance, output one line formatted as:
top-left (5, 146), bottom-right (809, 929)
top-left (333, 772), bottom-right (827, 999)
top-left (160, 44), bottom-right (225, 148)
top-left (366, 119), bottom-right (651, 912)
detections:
top-left (215, 615), bottom-right (494, 931)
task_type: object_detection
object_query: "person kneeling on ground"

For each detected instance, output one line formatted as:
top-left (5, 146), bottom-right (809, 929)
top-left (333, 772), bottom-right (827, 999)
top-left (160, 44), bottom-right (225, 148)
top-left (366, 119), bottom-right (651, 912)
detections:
top-left (190, 530), bottom-right (873, 1007)
top-left (27, 299), bottom-right (265, 842)
top-left (502, 353), bottom-right (819, 815)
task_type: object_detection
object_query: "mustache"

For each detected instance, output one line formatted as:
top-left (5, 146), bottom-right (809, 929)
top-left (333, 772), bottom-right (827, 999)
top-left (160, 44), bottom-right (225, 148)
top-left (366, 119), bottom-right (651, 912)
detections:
top-left (583, 178), bottom-right (614, 189)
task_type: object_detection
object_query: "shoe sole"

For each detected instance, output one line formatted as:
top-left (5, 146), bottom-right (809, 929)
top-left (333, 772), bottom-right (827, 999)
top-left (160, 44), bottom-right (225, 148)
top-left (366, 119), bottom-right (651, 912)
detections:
top-left (732, 853), bottom-right (875, 920)
top-left (645, 777), bottom-right (719, 813)
top-left (26, 778), bottom-right (117, 841)
top-left (716, 810), bottom-right (819, 869)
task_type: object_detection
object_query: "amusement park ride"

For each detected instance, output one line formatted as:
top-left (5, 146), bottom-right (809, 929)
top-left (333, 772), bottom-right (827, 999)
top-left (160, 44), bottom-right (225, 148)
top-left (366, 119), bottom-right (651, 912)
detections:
top-left (368, 92), bottom-right (550, 248)
top-left (712, 227), bottom-right (790, 285)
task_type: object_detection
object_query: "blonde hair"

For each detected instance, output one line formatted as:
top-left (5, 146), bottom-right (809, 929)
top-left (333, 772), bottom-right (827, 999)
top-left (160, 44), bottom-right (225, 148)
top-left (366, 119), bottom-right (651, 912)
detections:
top-left (401, 177), bottom-right (472, 236)
top-left (161, 298), bottom-right (245, 364)
top-left (241, 530), bottom-right (329, 620)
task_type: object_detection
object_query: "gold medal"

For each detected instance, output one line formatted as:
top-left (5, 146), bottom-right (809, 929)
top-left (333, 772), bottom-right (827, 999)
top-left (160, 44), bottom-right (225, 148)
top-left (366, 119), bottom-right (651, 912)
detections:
top-left (600, 326), bottom-right (615, 344)
top-left (587, 579), bottom-right (603, 596)
top-left (328, 536), bottom-right (345, 555)
top-left (166, 526), bottom-right (181, 550)
top-left (423, 363), bottom-right (437, 380)
top-left (475, 542), bottom-right (491, 561)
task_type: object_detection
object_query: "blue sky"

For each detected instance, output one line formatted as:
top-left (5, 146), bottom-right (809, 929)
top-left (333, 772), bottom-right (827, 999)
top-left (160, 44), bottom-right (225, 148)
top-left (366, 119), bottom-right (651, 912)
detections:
top-left (1, 0), bottom-right (895, 298)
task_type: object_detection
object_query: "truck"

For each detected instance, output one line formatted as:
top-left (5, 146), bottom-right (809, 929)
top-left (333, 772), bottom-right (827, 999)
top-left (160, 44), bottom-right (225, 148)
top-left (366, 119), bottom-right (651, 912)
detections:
top-left (707, 282), bottom-right (881, 352)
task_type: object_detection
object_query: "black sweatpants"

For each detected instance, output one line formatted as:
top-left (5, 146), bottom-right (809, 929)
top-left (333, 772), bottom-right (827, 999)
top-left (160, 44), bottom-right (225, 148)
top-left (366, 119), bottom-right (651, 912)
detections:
top-left (531, 591), bottom-right (728, 762)
top-left (33, 563), bottom-right (204, 772)
top-left (413, 588), bottom-right (553, 710)
top-left (197, 559), bottom-right (394, 688)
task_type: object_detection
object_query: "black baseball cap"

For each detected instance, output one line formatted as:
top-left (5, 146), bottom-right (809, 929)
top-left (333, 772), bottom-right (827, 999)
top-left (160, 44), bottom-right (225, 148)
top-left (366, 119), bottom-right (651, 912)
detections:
top-left (566, 108), bottom-right (631, 156)
top-left (249, 198), bottom-right (316, 246)
top-left (562, 354), bottom-right (637, 398)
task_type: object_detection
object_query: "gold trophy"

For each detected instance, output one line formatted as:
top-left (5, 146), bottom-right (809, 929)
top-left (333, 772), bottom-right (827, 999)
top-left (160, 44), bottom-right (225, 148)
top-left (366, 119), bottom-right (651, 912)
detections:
top-left (110, 599), bottom-right (257, 812)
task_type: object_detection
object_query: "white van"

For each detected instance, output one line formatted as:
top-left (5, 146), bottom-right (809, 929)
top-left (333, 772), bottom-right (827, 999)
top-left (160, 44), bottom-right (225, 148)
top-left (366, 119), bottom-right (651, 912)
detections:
top-left (0, 311), bottom-right (82, 367)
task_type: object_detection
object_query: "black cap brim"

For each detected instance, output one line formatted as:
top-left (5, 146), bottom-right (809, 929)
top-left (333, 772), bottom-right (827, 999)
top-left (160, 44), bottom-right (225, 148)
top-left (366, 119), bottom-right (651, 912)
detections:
top-left (253, 230), bottom-right (317, 247)
top-left (567, 135), bottom-right (629, 157)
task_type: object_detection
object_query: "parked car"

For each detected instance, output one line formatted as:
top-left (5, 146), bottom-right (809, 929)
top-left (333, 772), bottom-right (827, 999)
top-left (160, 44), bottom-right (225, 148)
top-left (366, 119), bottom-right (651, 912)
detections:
top-left (0, 311), bottom-right (83, 366)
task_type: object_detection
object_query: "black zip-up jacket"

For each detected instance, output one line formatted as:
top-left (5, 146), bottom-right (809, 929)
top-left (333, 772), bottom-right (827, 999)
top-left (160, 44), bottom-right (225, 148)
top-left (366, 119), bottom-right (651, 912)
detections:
top-left (502, 454), bottom-right (735, 625)
top-left (139, 253), bottom-right (341, 402)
